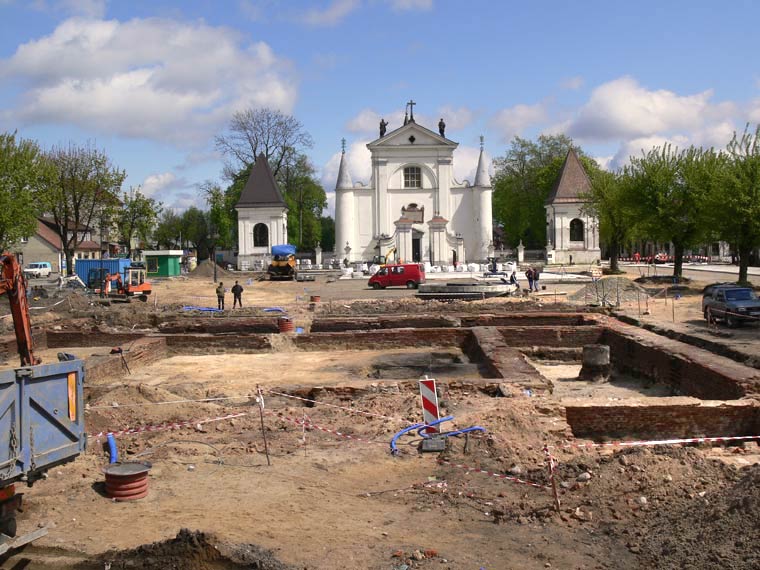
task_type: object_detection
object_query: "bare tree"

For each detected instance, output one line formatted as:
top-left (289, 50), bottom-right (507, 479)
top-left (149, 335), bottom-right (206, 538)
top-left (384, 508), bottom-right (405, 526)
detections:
top-left (41, 143), bottom-right (125, 274)
top-left (215, 108), bottom-right (313, 179)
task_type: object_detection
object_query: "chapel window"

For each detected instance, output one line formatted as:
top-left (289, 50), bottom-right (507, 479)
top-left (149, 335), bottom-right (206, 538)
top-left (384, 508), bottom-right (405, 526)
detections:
top-left (253, 223), bottom-right (269, 247)
top-left (569, 218), bottom-right (584, 242)
top-left (404, 166), bottom-right (422, 188)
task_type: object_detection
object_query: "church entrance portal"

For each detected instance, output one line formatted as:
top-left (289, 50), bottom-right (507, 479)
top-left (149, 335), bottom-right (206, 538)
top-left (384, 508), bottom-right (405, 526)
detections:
top-left (412, 237), bottom-right (422, 262)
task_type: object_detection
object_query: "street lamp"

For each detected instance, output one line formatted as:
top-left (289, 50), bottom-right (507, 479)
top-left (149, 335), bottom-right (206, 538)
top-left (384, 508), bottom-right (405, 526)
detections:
top-left (210, 228), bottom-right (220, 283)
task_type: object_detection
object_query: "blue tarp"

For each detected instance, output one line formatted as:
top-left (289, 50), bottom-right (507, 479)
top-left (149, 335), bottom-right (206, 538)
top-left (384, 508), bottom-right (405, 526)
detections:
top-left (271, 244), bottom-right (296, 256)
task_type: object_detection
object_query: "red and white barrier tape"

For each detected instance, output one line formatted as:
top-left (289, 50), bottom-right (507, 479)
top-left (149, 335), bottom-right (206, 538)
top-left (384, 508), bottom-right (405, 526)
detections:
top-left (554, 434), bottom-right (760, 450)
top-left (437, 459), bottom-right (549, 490)
top-left (273, 412), bottom-right (384, 446)
top-left (264, 389), bottom-right (405, 423)
top-left (88, 412), bottom-right (249, 439)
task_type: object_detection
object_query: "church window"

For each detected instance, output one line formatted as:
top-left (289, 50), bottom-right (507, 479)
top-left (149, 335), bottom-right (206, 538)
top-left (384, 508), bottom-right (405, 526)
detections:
top-left (570, 218), bottom-right (584, 242)
top-left (404, 166), bottom-right (422, 188)
top-left (253, 223), bottom-right (269, 247)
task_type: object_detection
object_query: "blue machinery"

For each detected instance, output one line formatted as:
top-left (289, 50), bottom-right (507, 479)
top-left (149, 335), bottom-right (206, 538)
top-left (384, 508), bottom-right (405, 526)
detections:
top-left (390, 415), bottom-right (486, 455)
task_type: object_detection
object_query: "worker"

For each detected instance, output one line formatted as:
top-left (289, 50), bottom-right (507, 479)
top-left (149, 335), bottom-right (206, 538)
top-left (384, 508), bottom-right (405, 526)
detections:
top-left (231, 280), bottom-right (244, 309)
top-left (216, 282), bottom-right (225, 310)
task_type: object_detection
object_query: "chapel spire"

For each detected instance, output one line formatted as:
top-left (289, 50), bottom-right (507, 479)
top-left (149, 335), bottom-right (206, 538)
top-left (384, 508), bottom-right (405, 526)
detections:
top-left (335, 138), bottom-right (353, 190)
top-left (473, 135), bottom-right (491, 187)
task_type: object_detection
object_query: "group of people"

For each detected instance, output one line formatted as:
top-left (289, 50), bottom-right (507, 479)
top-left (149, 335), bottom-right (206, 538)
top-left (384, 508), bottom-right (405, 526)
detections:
top-left (505, 266), bottom-right (542, 292)
top-left (215, 280), bottom-right (245, 310)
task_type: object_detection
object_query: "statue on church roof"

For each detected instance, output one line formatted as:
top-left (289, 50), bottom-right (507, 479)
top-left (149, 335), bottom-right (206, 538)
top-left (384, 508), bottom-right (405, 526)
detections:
top-left (438, 118), bottom-right (446, 137)
top-left (379, 118), bottom-right (388, 137)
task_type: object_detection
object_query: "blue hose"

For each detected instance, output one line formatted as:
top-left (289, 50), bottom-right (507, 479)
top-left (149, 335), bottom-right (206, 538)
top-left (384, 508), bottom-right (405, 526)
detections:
top-left (390, 422), bottom-right (424, 455)
top-left (107, 433), bottom-right (118, 463)
top-left (416, 415), bottom-right (455, 438)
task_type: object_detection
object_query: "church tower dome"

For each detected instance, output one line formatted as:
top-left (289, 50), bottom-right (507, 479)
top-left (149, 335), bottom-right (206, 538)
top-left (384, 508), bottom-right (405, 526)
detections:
top-left (473, 135), bottom-right (491, 188)
top-left (335, 139), bottom-right (353, 190)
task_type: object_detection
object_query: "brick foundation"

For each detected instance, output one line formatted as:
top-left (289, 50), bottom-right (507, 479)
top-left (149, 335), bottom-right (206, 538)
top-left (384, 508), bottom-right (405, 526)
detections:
top-left (565, 397), bottom-right (760, 440)
top-left (85, 337), bottom-right (167, 383)
top-left (293, 328), bottom-right (470, 351)
top-left (497, 326), bottom-right (605, 348)
top-left (164, 334), bottom-right (272, 353)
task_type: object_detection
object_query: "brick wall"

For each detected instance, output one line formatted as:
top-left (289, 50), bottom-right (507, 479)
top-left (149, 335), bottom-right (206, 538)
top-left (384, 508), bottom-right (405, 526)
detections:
top-left (85, 337), bottom-right (167, 383)
top-left (0, 329), bottom-right (47, 361)
top-left (602, 325), bottom-right (760, 399)
top-left (293, 328), bottom-right (470, 351)
top-left (565, 397), bottom-right (760, 440)
top-left (47, 331), bottom-right (147, 348)
top-left (496, 326), bottom-right (605, 348)
top-left (164, 334), bottom-right (272, 353)
top-left (157, 318), bottom-right (279, 334)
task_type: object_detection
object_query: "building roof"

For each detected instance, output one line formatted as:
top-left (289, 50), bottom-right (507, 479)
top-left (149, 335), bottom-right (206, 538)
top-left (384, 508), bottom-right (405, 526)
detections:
top-left (35, 218), bottom-right (100, 252)
top-left (545, 149), bottom-right (591, 205)
top-left (366, 120), bottom-right (458, 149)
top-left (236, 153), bottom-right (287, 209)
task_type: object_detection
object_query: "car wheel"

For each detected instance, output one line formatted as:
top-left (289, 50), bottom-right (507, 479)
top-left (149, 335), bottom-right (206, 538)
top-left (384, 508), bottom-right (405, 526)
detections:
top-left (704, 308), bottom-right (710, 322)
top-left (406, 281), bottom-right (417, 289)
top-left (726, 313), bottom-right (738, 328)
top-left (372, 283), bottom-right (381, 290)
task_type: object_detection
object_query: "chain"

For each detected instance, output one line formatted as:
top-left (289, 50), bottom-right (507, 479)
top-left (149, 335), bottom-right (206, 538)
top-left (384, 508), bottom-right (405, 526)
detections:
top-left (1, 424), bottom-right (18, 480)
top-left (29, 425), bottom-right (35, 472)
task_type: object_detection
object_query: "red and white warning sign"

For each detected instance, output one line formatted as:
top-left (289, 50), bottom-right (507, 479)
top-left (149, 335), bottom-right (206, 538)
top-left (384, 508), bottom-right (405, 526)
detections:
top-left (418, 376), bottom-right (440, 433)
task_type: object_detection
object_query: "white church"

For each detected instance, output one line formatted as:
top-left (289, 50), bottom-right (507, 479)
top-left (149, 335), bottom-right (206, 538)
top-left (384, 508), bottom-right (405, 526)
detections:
top-left (334, 104), bottom-right (493, 266)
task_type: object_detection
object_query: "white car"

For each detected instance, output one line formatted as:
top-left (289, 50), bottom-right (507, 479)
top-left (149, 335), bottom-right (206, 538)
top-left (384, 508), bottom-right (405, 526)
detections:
top-left (23, 262), bottom-right (52, 278)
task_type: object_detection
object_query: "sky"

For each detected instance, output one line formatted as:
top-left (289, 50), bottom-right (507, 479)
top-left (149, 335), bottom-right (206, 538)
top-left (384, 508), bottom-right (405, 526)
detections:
top-left (2, 0), bottom-right (759, 215)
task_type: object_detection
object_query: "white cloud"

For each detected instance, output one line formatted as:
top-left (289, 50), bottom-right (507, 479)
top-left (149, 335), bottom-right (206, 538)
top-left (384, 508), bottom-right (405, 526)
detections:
top-left (321, 139), bottom-right (372, 198)
top-left (436, 105), bottom-right (475, 130)
top-left (301, 0), bottom-right (359, 26)
top-left (58, 0), bottom-right (106, 18)
top-left (346, 108), bottom-right (382, 133)
top-left (492, 102), bottom-right (549, 142)
top-left (567, 76), bottom-right (730, 142)
top-left (560, 76), bottom-right (584, 90)
top-left (140, 172), bottom-right (179, 197)
top-left (388, 0), bottom-right (433, 10)
top-left (0, 17), bottom-right (296, 147)
top-left (453, 145), bottom-right (491, 185)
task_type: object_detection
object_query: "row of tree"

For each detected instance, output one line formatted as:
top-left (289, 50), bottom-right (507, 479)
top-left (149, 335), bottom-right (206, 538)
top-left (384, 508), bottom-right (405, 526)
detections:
top-left (492, 126), bottom-right (760, 283)
top-left (0, 132), bottom-right (161, 270)
top-left (586, 125), bottom-right (760, 283)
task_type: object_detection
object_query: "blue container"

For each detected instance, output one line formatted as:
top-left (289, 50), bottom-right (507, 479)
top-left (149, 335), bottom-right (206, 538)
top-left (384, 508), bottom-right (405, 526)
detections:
top-left (73, 258), bottom-right (132, 279)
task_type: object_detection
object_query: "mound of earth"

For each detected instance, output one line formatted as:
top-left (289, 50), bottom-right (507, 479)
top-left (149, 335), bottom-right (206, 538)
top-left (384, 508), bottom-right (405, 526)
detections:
top-left (638, 464), bottom-right (760, 570)
top-left (569, 276), bottom-right (649, 305)
top-left (189, 260), bottom-right (237, 280)
top-left (95, 529), bottom-right (295, 570)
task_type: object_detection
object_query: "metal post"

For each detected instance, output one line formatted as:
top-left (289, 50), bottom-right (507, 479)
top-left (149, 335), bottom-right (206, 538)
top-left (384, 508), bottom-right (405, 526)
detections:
top-left (256, 385), bottom-right (271, 466)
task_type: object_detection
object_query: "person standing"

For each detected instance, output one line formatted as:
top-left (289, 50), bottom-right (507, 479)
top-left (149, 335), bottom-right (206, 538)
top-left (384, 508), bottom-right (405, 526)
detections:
top-left (525, 267), bottom-right (534, 292)
top-left (215, 282), bottom-right (225, 310)
top-left (532, 266), bottom-right (541, 292)
top-left (231, 280), bottom-right (244, 308)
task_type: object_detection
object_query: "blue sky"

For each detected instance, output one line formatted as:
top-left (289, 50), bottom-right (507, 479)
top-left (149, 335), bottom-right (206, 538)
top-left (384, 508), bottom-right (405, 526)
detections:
top-left (1, 0), bottom-right (759, 214)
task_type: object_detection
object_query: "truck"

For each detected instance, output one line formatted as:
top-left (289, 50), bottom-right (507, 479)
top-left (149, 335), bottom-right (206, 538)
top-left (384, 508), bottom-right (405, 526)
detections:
top-left (0, 253), bottom-right (85, 553)
top-left (267, 244), bottom-right (297, 281)
top-left (702, 283), bottom-right (760, 327)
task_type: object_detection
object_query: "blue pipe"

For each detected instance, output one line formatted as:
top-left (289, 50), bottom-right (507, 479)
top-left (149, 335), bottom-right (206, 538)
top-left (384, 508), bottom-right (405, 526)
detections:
top-left (390, 422), bottom-right (424, 455)
top-left (106, 433), bottom-right (118, 463)
top-left (416, 415), bottom-right (455, 438)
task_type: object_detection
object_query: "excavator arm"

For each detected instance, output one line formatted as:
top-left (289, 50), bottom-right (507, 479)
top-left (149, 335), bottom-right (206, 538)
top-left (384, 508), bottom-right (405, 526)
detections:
top-left (0, 253), bottom-right (39, 366)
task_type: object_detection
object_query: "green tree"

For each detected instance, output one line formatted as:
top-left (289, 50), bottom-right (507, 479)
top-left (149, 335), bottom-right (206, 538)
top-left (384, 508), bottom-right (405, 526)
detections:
top-left (117, 187), bottom-right (162, 258)
top-left (279, 155), bottom-right (327, 249)
top-left (180, 207), bottom-right (210, 258)
top-left (492, 134), bottom-right (596, 248)
top-left (628, 145), bottom-right (715, 279)
top-left (319, 215), bottom-right (335, 252)
top-left (711, 125), bottom-right (760, 283)
top-left (41, 143), bottom-right (125, 274)
top-left (0, 132), bottom-right (52, 251)
top-left (153, 210), bottom-right (183, 249)
top-left (203, 181), bottom-right (237, 250)
top-left (583, 169), bottom-right (637, 272)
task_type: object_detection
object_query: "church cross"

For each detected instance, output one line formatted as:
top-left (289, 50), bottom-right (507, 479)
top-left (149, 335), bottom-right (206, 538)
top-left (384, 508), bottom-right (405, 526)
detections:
top-left (480, 135), bottom-right (484, 150)
top-left (341, 138), bottom-right (346, 153)
top-left (407, 99), bottom-right (416, 122)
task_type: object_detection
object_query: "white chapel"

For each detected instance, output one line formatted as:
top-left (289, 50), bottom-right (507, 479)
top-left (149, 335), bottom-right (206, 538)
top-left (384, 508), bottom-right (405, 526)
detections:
top-left (334, 105), bottom-right (493, 266)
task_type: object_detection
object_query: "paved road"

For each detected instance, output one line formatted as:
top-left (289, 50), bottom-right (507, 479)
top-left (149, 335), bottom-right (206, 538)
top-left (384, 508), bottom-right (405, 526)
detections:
top-left (621, 263), bottom-right (760, 286)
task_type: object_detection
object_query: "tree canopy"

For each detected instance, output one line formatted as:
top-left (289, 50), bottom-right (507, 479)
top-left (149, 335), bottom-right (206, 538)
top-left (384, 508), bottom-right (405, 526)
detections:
top-left (0, 132), bottom-right (52, 251)
top-left (492, 134), bottom-right (598, 248)
top-left (117, 187), bottom-right (162, 258)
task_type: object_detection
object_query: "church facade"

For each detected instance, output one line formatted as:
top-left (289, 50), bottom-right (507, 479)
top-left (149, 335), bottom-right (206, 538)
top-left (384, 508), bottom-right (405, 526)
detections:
top-left (334, 113), bottom-right (493, 266)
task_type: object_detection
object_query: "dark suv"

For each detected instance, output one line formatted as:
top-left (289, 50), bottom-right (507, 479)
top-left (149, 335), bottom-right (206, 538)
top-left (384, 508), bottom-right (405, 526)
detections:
top-left (702, 284), bottom-right (760, 327)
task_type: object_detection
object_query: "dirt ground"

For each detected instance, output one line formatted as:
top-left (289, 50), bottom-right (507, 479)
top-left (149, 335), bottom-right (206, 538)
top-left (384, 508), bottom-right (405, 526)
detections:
top-left (1, 269), bottom-right (759, 570)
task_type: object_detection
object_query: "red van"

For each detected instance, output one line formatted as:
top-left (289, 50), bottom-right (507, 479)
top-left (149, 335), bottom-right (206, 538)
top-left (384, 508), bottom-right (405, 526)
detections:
top-left (368, 263), bottom-right (426, 289)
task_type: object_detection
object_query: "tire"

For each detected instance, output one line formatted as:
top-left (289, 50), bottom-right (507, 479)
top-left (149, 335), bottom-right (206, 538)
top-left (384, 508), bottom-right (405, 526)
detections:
top-left (406, 280), bottom-right (417, 289)
top-left (726, 313), bottom-right (740, 328)
top-left (0, 516), bottom-right (17, 538)
top-left (139, 295), bottom-right (148, 302)
top-left (704, 308), bottom-right (710, 322)
top-left (372, 283), bottom-right (381, 290)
